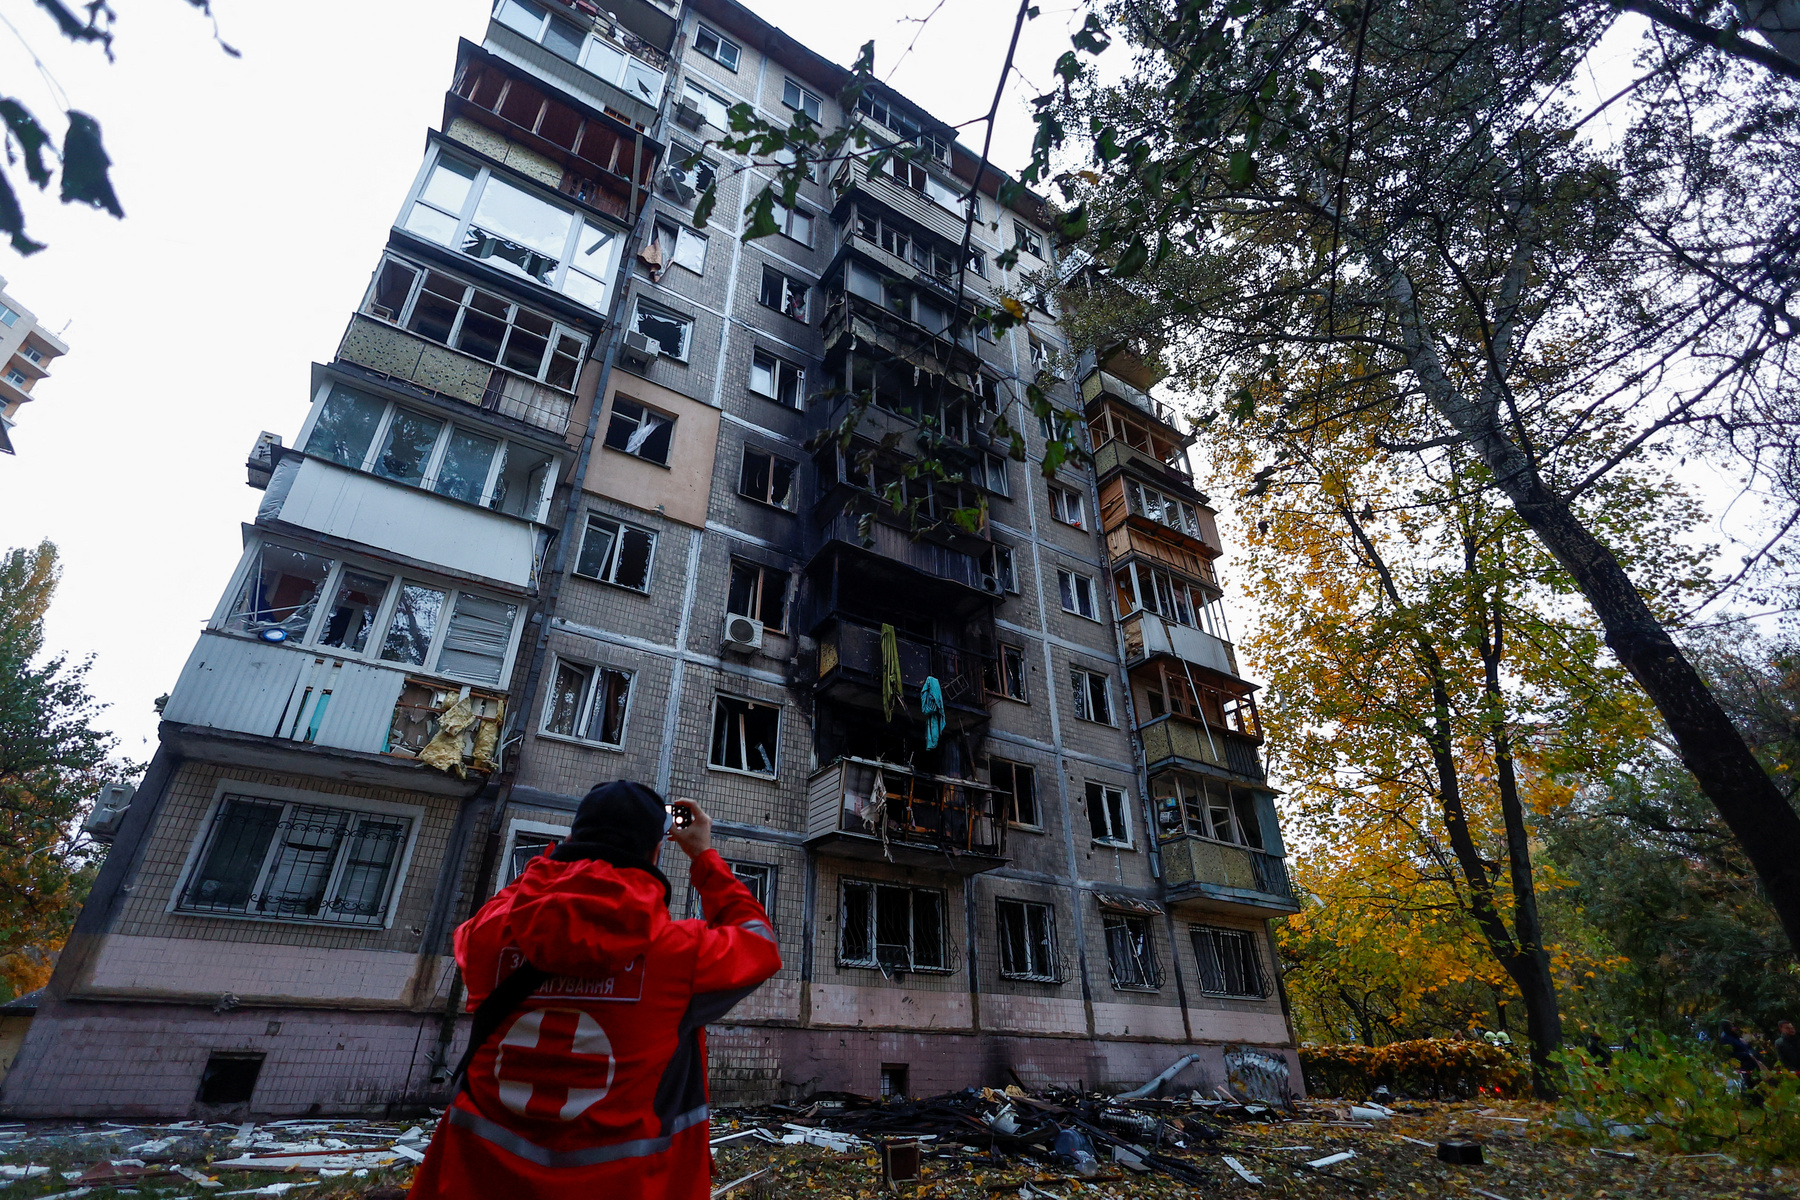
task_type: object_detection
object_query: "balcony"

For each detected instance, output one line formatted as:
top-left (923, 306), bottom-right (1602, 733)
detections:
top-left (480, 22), bottom-right (660, 130)
top-left (1139, 713), bottom-right (1266, 782)
top-left (1080, 368), bottom-right (1182, 429)
top-left (814, 614), bottom-right (993, 724)
top-left (805, 756), bottom-right (1008, 873)
top-left (835, 162), bottom-right (972, 248)
top-left (1107, 525), bottom-right (1220, 591)
top-left (257, 455), bottom-right (547, 591)
top-left (160, 632), bottom-right (503, 790)
top-left (1160, 836), bottom-right (1299, 913)
top-left (814, 511), bottom-right (990, 595)
top-left (1120, 611), bottom-right (1239, 676)
top-left (1092, 436), bottom-right (1193, 492)
top-left (338, 314), bottom-right (574, 437)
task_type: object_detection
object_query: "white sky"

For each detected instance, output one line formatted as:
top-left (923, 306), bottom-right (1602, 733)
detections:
top-left (0, 0), bottom-right (1088, 761)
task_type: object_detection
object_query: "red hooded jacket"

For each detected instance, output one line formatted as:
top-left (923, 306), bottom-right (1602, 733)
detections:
top-left (408, 848), bottom-right (781, 1200)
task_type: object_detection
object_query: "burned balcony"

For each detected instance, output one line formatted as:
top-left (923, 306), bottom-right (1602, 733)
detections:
top-left (813, 614), bottom-right (993, 728)
top-left (806, 756), bottom-right (1008, 873)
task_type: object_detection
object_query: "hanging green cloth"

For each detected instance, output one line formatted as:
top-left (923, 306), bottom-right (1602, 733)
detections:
top-left (921, 675), bottom-right (945, 750)
top-left (880, 623), bottom-right (904, 721)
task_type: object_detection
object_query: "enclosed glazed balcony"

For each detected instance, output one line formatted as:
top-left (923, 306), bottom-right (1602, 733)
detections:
top-left (806, 756), bottom-right (1008, 873)
top-left (831, 159), bottom-right (974, 250)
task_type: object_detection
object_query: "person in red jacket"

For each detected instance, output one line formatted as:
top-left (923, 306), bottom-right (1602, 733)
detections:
top-left (408, 781), bottom-right (781, 1200)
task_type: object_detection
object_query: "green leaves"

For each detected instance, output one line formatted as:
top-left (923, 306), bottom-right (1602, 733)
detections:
top-left (690, 181), bottom-right (719, 230)
top-left (1112, 234), bottom-right (1149, 277)
top-left (60, 112), bottom-right (122, 217)
top-left (0, 102), bottom-right (54, 190)
top-left (742, 186), bottom-right (780, 242)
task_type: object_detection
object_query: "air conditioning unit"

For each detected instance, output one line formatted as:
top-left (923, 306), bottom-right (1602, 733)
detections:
top-left (657, 166), bottom-right (697, 204)
top-left (83, 782), bottom-right (135, 843)
top-left (674, 101), bottom-right (704, 131)
top-left (619, 330), bottom-right (659, 369)
top-left (722, 613), bottom-right (764, 652)
top-left (246, 430), bottom-right (282, 490)
top-left (979, 574), bottom-right (1005, 596)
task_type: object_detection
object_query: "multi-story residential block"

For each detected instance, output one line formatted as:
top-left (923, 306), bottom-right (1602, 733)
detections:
top-left (1, 0), bottom-right (1298, 1117)
top-left (0, 278), bottom-right (69, 455)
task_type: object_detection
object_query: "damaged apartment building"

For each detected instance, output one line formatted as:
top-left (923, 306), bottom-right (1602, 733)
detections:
top-left (0, 0), bottom-right (1300, 1117)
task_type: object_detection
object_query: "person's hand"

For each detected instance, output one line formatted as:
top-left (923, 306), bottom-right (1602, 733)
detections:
top-left (669, 798), bottom-right (713, 859)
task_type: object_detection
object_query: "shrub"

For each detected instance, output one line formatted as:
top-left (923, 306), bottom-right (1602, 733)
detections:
top-left (1299, 1038), bottom-right (1528, 1100)
top-left (1556, 1032), bottom-right (1800, 1163)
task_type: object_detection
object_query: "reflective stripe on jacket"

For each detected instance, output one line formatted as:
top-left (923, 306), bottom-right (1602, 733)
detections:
top-left (407, 848), bottom-right (781, 1200)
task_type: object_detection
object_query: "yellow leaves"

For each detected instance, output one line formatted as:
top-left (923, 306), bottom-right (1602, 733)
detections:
top-left (1000, 297), bottom-right (1027, 320)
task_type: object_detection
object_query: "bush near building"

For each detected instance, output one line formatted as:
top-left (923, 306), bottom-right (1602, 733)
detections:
top-left (1299, 1038), bottom-right (1529, 1100)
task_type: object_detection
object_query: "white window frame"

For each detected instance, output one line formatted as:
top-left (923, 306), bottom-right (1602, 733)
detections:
top-left (758, 265), bottom-right (810, 322)
top-left (782, 78), bottom-right (822, 121)
top-left (709, 693), bottom-right (781, 777)
top-left (604, 396), bottom-right (677, 467)
top-left (168, 778), bottom-right (425, 930)
top-left (692, 22), bottom-right (740, 71)
top-left (749, 349), bottom-right (805, 408)
top-left (1072, 667), bottom-right (1115, 726)
top-left (213, 537), bottom-right (526, 689)
top-left (1057, 569), bottom-right (1098, 621)
top-left (738, 447), bottom-right (799, 512)
top-left (648, 218), bottom-right (709, 276)
top-left (494, 0), bottom-right (667, 100)
top-left (539, 656), bottom-right (634, 748)
top-left (681, 79), bottom-right (732, 129)
top-left (1086, 781), bottom-right (1132, 846)
top-left (397, 145), bottom-right (623, 311)
top-left (996, 897), bottom-right (1059, 982)
top-left (1014, 223), bottom-right (1046, 260)
top-left (1048, 484), bottom-right (1085, 528)
top-left (500, 818), bottom-right (569, 888)
top-left (296, 382), bottom-right (560, 522)
top-left (838, 879), bottom-right (952, 972)
top-left (726, 558), bottom-right (791, 632)
top-left (574, 513), bottom-right (658, 592)
top-left (984, 543), bottom-right (1018, 593)
top-left (359, 254), bottom-right (592, 392)
top-left (630, 298), bottom-right (694, 360)
top-left (772, 200), bottom-right (815, 247)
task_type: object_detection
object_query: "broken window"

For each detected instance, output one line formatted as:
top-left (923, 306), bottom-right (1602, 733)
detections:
top-left (488, 444), bottom-right (555, 520)
top-left (229, 544), bottom-right (331, 641)
top-left (543, 658), bottom-right (632, 745)
top-left (983, 543), bottom-right (1017, 593)
top-left (989, 758), bottom-right (1038, 826)
top-left (465, 172), bottom-right (573, 284)
top-left (1015, 224), bottom-right (1045, 260)
top-left (738, 448), bottom-right (796, 511)
top-left (1086, 781), bottom-right (1131, 844)
top-left (748, 350), bottom-right (804, 407)
top-left (983, 644), bottom-right (1028, 704)
top-left (998, 899), bottom-right (1057, 981)
top-left (371, 409), bottom-right (444, 488)
top-left (1057, 569), bottom-right (1097, 620)
top-left (563, 222), bottom-right (620, 311)
top-left (1048, 484), bottom-right (1084, 528)
top-left (317, 570), bottom-right (391, 654)
top-left (710, 695), bottom-right (778, 775)
top-left (575, 514), bottom-right (656, 590)
top-left (1128, 481), bottom-right (1201, 538)
top-left (782, 78), bottom-right (821, 122)
top-left (693, 23), bottom-right (740, 70)
top-left (839, 881), bottom-right (946, 972)
top-left (434, 428), bottom-right (500, 504)
top-left (1072, 670), bottom-right (1115, 726)
top-left (630, 299), bottom-right (692, 359)
top-left (304, 388), bottom-right (385, 469)
top-left (1191, 925), bottom-right (1267, 998)
top-left (846, 260), bottom-right (885, 303)
top-left (681, 80), bottom-right (731, 129)
top-left (758, 266), bottom-right (809, 321)
top-left (379, 583), bottom-right (446, 667)
top-left (1115, 563), bottom-right (1198, 628)
top-left (1103, 912), bottom-right (1161, 990)
top-left (727, 560), bottom-right (790, 631)
top-left (365, 256), bottom-right (591, 389)
top-left (436, 592), bottom-right (520, 686)
top-left (643, 219), bottom-right (707, 279)
top-left (670, 142), bottom-right (718, 199)
top-left (604, 397), bottom-right (675, 465)
top-left (179, 793), bottom-right (414, 927)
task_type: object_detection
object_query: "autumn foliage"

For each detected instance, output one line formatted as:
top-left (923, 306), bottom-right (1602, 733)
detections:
top-left (1300, 1038), bottom-right (1529, 1101)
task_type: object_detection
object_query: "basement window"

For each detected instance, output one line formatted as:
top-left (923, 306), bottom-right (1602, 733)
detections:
top-left (178, 793), bottom-right (416, 927)
top-left (738, 448), bottom-right (797, 511)
top-left (710, 695), bottom-right (779, 776)
top-left (840, 880), bottom-right (947, 973)
top-left (575, 514), bottom-right (656, 591)
top-left (197, 1053), bottom-right (265, 1105)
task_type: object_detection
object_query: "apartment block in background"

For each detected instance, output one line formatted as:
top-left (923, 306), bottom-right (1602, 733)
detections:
top-left (0, 278), bottom-right (69, 455)
top-left (3, 0), bottom-right (1299, 1118)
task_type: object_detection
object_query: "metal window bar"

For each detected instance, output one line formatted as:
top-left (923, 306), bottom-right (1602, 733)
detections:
top-left (1191, 926), bottom-right (1268, 998)
top-left (1103, 913), bottom-right (1162, 990)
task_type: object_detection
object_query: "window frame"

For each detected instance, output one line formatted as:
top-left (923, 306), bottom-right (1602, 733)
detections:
top-left (772, 200), bottom-right (815, 247)
top-left (573, 512), bottom-right (658, 592)
top-left (169, 781), bottom-right (425, 931)
top-left (837, 879), bottom-right (952, 973)
top-left (1057, 569), bottom-right (1098, 621)
top-left (215, 538), bottom-right (525, 688)
top-left (983, 543), bottom-right (1018, 594)
top-left (726, 559), bottom-right (791, 632)
top-left (708, 693), bottom-right (781, 777)
top-left (757, 265), bottom-right (810, 322)
top-left (737, 447), bottom-right (799, 512)
top-left (359, 254), bottom-right (592, 393)
top-left (499, 817), bottom-right (568, 888)
top-left (984, 643), bottom-right (1029, 704)
top-left (646, 218), bottom-right (709, 276)
top-left (494, 0), bottom-right (667, 98)
top-left (1190, 924), bottom-right (1270, 998)
top-left (680, 79), bottom-right (732, 129)
top-left (397, 145), bottom-right (623, 310)
top-left (989, 757), bottom-right (1040, 828)
top-left (748, 348), bottom-right (805, 408)
top-left (1086, 780), bottom-right (1132, 846)
top-left (629, 298), bottom-right (695, 361)
top-left (1048, 483), bottom-right (1085, 528)
top-left (996, 897), bottom-right (1060, 982)
top-left (1072, 668), bottom-right (1116, 727)
top-left (1103, 911), bottom-right (1163, 991)
top-left (1014, 223), bottom-right (1046, 260)
top-left (782, 78), bottom-right (822, 121)
top-left (539, 656), bottom-right (634, 748)
top-left (692, 22), bottom-right (741, 71)
top-left (603, 395), bottom-right (677, 467)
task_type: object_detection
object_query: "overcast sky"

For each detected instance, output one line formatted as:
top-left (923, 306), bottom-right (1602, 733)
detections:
top-left (0, 0), bottom-right (1089, 760)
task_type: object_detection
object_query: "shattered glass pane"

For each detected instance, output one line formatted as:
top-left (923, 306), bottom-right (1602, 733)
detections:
top-left (433, 428), bottom-right (499, 504)
top-left (318, 570), bottom-right (391, 654)
top-left (372, 410), bottom-right (444, 488)
top-left (380, 583), bottom-right (445, 667)
top-left (231, 544), bottom-right (331, 640)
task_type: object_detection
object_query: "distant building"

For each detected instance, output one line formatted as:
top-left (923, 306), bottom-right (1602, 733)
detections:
top-left (0, 278), bottom-right (69, 455)
top-left (2, 0), bottom-right (1299, 1118)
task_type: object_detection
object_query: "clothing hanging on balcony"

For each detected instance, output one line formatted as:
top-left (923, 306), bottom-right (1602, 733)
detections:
top-left (921, 676), bottom-right (945, 750)
top-left (880, 623), bottom-right (904, 721)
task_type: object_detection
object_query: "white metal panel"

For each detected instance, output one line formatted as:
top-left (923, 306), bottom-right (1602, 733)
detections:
top-left (272, 457), bottom-right (538, 588)
top-left (161, 632), bottom-right (306, 736)
top-left (311, 658), bottom-right (407, 754)
top-left (1140, 614), bottom-right (1240, 677)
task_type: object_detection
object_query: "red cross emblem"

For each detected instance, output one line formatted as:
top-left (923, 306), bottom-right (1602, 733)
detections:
top-left (493, 1007), bottom-right (616, 1121)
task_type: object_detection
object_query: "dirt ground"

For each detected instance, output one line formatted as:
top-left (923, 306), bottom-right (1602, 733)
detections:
top-left (0, 1099), bottom-right (1791, 1199)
